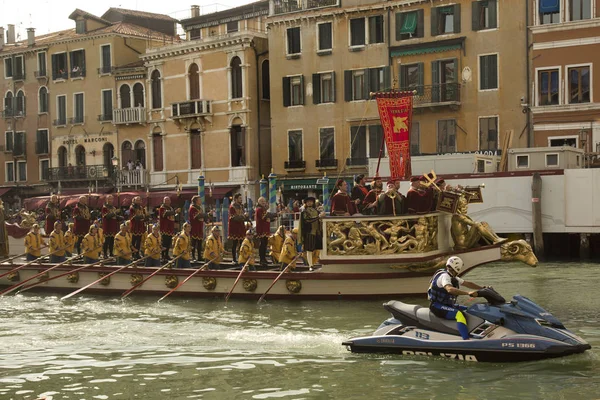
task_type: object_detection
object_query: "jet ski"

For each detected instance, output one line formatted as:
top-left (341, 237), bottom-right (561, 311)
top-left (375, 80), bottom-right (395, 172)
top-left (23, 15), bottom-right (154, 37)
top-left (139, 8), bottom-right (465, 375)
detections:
top-left (343, 288), bottom-right (590, 362)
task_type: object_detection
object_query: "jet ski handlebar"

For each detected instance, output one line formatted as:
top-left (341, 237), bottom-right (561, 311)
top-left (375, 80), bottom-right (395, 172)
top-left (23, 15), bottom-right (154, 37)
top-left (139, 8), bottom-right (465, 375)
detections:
top-left (476, 287), bottom-right (506, 305)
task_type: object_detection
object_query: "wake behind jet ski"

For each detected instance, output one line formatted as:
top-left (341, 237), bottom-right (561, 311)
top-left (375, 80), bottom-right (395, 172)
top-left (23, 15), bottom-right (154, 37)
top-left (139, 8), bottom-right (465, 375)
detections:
top-left (343, 288), bottom-right (591, 362)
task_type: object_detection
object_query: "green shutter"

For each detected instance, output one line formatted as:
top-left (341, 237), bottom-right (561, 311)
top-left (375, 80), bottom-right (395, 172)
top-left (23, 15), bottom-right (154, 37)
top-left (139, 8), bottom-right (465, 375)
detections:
top-left (418, 63), bottom-right (425, 95)
top-left (489, 0), bottom-right (498, 28)
top-left (416, 10), bottom-right (425, 37)
top-left (454, 4), bottom-right (461, 33)
top-left (313, 73), bottom-right (321, 105)
top-left (489, 55), bottom-right (498, 89)
top-left (331, 71), bottom-right (336, 103)
top-left (432, 61), bottom-right (440, 102)
top-left (283, 77), bottom-right (291, 107)
top-left (383, 66), bottom-right (391, 92)
top-left (472, 1), bottom-right (481, 31)
top-left (364, 68), bottom-right (371, 100)
top-left (480, 55), bottom-right (488, 89)
top-left (431, 7), bottom-right (439, 36)
top-left (300, 75), bottom-right (305, 105)
top-left (399, 65), bottom-right (406, 89)
top-left (395, 12), bottom-right (403, 40)
top-left (344, 70), bottom-right (352, 102)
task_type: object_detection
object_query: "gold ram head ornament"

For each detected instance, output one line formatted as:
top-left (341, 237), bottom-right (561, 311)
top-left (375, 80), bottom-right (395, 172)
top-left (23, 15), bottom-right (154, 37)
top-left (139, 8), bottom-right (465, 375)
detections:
top-left (500, 240), bottom-right (538, 267)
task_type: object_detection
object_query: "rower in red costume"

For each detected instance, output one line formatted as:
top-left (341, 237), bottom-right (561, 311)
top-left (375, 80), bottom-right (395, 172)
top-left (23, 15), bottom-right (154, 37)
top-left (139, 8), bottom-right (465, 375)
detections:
top-left (330, 179), bottom-right (357, 216)
top-left (406, 175), bottom-right (435, 214)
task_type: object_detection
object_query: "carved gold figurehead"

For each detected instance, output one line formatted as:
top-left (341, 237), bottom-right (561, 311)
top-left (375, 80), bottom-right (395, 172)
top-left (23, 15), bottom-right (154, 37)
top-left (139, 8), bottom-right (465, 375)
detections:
top-left (501, 240), bottom-right (538, 267)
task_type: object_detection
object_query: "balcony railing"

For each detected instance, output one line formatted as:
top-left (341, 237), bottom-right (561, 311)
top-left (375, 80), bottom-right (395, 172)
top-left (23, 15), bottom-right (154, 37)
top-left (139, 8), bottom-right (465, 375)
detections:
top-left (316, 158), bottom-right (338, 168)
top-left (12, 71), bottom-right (25, 81)
top-left (172, 100), bottom-right (212, 119)
top-left (98, 66), bottom-right (114, 75)
top-left (69, 116), bottom-right (84, 125)
top-left (98, 113), bottom-right (113, 122)
top-left (113, 107), bottom-right (146, 125)
top-left (44, 165), bottom-right (111, 182)
top-left (117, 169), bottom-right (147, 188)
top-left (70, 68), bottom-right (86, 78)
top-left (53, 118), bottom-right (67, 126)
top-left (402, 83), bottom-right (461, 106)
top-left (52, 70), bottom-right (69, 80)
top-left (284, 160), bottom-right (306, 170)
top-left (346, 157), bottom-right (368, 167)
top-left (271, 0), bottom-right (339, 15)
top-left (34, 70), bottom-right (47, 78)
top-left (2, 107), bottom-right (25, 118)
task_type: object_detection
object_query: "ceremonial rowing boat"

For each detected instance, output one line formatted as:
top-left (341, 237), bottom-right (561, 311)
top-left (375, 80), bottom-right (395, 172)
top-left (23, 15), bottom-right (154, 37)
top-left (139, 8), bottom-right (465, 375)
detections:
top-left (0, 212), bottom-right (537, 300)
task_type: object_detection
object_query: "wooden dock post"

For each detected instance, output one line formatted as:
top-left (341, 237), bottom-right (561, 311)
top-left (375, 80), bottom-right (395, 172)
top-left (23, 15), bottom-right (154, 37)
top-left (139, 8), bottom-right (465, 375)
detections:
top-left (532, 173), bottom-right (544, 258)
top-left (580, 233), bottom-right (590, 260)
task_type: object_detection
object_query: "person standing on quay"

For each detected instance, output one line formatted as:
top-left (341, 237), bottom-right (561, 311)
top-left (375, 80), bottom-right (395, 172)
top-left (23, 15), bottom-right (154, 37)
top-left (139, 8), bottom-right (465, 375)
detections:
top-left (188, 196), bottom-right (206, 262)
top-left (159, 196), bottom-right (178, 262)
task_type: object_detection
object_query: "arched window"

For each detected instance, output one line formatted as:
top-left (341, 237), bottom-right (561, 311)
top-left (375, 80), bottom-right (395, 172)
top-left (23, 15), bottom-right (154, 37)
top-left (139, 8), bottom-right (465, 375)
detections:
top-left (134, 140), bottom-right (146, 169)
top-left (119, 84), bottom-right (131, 109)
top-left (75, 145), bottom-right (86, 167)
top-left (262, 60), bottom-right (270, 100)
top-left (189, 63), bottom-right (200, 100)
top-left (152, 129), bottom-right (164, 172)
top-left (230, 56), bottom-right (242, 99)
top-left (133, 83), bottom-right (144, 107)
top-left (103, 142), bottom-right (114, 169)
top-left (4, 91), bottom-right (13, 113)
top-left (39, 87), bottom-right (48, 113)
top-left (16, 90), bottom-right (25, 115)
top-left (151, 70), bottom-right (162, 109)
top-left (58, 146), bottom-right (67, 168)
top-left (121, 141), bottom-right (134, 168)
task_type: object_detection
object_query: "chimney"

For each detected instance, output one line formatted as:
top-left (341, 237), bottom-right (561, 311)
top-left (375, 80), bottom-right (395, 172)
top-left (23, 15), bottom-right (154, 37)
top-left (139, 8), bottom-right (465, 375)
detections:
top-left (7, 24), bottom-right (15, 44)
top-left (0, 27), bottom-right (4, 51)
top-left (27, 28), bottom-right (35, 47)
top-left (191, 5), bottom-right (200, 18)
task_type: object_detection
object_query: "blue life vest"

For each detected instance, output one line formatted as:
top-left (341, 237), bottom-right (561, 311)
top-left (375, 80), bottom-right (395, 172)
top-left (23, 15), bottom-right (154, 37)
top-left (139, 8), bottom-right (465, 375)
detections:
top-left (427, 269), bottom-right (459, 306)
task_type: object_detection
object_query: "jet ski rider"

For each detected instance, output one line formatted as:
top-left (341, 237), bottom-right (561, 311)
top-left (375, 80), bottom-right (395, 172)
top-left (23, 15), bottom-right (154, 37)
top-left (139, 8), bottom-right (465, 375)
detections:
top-left (428, 256), bottom-right (485, 340)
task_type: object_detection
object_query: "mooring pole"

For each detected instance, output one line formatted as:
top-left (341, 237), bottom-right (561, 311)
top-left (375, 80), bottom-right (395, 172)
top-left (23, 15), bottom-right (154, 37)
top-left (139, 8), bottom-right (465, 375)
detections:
top-left (532, 173), bottom-right (544, 259)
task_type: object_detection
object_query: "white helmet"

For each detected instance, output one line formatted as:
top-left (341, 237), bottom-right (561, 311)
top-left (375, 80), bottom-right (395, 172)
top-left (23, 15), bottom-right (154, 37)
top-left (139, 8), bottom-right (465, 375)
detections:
top-left (446, 256), bottom-right (464, 275)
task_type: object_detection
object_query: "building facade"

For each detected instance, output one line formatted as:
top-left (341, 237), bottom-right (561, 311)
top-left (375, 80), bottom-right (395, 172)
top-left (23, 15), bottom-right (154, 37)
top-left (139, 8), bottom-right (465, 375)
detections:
top-left (530, 0), bottom-right (600, 153)
top-left (139, 1), bottom-right (271, 200)
top-left (267, 0), bottom-right (528, 197)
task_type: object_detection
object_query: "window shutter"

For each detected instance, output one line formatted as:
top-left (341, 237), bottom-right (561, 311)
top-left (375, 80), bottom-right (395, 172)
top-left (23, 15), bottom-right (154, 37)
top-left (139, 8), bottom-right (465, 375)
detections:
top-left (418, 63), bottom-right (425, 95)
top-left (416, 10), bottom-right (424, 38)
top-left (432, 61), bottom-right (440, 102)
top-left (51, 54), bottom-right (57, 77)
top-left (364, 68), bottom-right (371, 100)
top-left (489, 55), bottom-right (498, 89)
top-left (282, 77), bottom-right (291, 107)
top-left (331, 71), bottom-right (336, 103)
top-left (480, 56), bottom-right (488, 89)
top-left (399, 65), bottom-right (406, 89)
top-left (383, 66), bottom-right (391, 92)
top-left (472, 1), bottom-right (481, 31)
top-left (454, 4), bottom-right (462, 33)
top-left (312, 73), bottom-right (321, 105)
top-left (431, 8), bottom-right (439, 36)
top-left (300, 75), bottom-right (305, 105)
top-left (452, 58), bottom-right (459, 82)
top-left (344, 70), bottom-right (352, 102)
top-left (81, 50), bottom-right (86, 70)
top-left (395, 13), bottom-right (403, 41)
top-left (36, 130), bottom-right (41, 154)
top-left (489, 0), bottom-right (498, 29)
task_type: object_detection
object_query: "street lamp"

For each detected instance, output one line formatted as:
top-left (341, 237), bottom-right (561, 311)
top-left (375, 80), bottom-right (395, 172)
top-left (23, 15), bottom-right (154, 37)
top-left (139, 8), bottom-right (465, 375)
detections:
top-left (111, 156), bottom-right (119, 190)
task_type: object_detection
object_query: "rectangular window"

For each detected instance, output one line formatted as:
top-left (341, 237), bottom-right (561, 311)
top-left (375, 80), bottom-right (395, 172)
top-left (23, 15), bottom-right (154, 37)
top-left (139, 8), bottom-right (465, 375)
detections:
top-left (516, 155), bottom-right (529, 168)
top-left (76, 19), bottom-right (86, 34)
top-left (70, 49), bottom-right (86, 78)
top-left (231, 126), bottom-right (245, 167)
top-left (570, 0), bottom-right (592, 21)
top-left (57, 95), bottom-right (67, 125)
top-left (396, 10), bottom-right (424, 40)
top-left (368, 125), bottom-right (384, 159)
top-left (17, 161), bottom-right (26, 182)
top-left (368, 15), bottom-right (384, 44)
top-left (4, 59), bottom-right (13, 78)
top-left (319, 128), bottom-right (335, 160)
top-left (568, 66), bottom-right (591, 104)
top-left (480, 54), bottom-right (498, 90)
top-left (5, 162), bottom-right (14, 182)
top-left (100, 45), bottom-right (111, 74)
top-left (437, 120), bottom-right (456, 153)
top-left (5, 131), bottom-right (14, 152)
top-left (74, 93), bottom-right (84, 123)
top-left (37, 52), bottom-right (47, 77)
top-left (353, 71), bottom-right (365, 100)
top-left (39, 89), bottom-right (48, 113)
top-left (287, 27), bottom-right (301, 55)
top-left (288, 130), bottom-right (303, 162)
top-left (369, 67), bottom-right (387, 92)
top-left (14, 56), bottom-right (24, 79)
top-left (152, 134), bottom-right (164, 171)
top-left (540, 0), bottom-right (560, 24)
top-left (479, 117), bottom-right (498, 151)
top-left (190, 28), bottom-right (201, 40)
top-left (51, 53), bottom-right (68, 80)
top-left (291, 76), bottom-right (304, 106)
top-left (102, 90), bottom-right (113, 120)
top-left (432, 5), bottom-right (461, 35)
top-left (36, 129), bottom-right (49, 154)
top-left (321, 73), bottom-right (334, 103)
top-left (13, 132), bottom-right (25, 156)
top-left (400, 63), bottom-right (424, 94)
top-left (190, 130), bottom-right (202, 170)
top-left (546, 153), bottom-right (559, 167)
top-left (318, 22), bottom-right (333, 51)
top-left (40, 159), bottom-right (50, 181)
top-left (227, 21), bottom-right (239, 33)
top-left (350, 18), bottom-right (366, 47)
top-left (350, 126), bottom-right (367, 163)
top-left (472, 0), bottom-right (498, 30)
top-left (411, 122), bottom-right (420, 155)
top-left (538, 69), bottom-right (560, 105)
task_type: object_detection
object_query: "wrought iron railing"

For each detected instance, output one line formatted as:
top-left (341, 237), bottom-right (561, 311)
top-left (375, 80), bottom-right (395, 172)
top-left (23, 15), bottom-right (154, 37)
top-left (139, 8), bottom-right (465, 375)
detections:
top-left (284, 160), bottom-right (306, 169)
top-left (52, 70), bottom-right (68, 80)
top-left (113, 107), bottom-right (146, 125)
top-left (70, 68), bottom-right (86, 78)
top-left (400, 83), bottom-right (461, 106)
top-left (316, 158), bottom-right (338, 168)
top-left (44, 165), bottom-right (112, 181)
top-left (272, 0), bottom-right (339, 15)
top-left (12, 71), bottom-right (25, 81)
top-left (97, 113), bottom-right (113, 122)
top-left (53, 118), bottom-right (67, 126)
top-left (171, 100), bottom-right (212, 118)
top-left (69, 116), bottom-right (84, 125)
top-left (346, 157), bottom-right (368, 166)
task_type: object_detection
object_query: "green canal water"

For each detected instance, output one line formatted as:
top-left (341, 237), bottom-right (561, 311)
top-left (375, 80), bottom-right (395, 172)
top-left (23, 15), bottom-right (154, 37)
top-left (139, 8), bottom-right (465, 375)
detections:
top-left (0, 262), bottom-right (598, 400)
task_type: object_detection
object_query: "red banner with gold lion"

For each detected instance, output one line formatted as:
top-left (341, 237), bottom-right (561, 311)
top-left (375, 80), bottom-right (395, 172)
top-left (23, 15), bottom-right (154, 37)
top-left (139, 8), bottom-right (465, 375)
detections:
top-left (375, 92), bottom-right (414, 180)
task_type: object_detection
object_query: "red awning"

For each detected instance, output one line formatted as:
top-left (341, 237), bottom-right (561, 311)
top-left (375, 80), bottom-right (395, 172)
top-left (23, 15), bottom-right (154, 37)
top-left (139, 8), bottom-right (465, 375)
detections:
top-left (0, 187), bottom-right (13, 197)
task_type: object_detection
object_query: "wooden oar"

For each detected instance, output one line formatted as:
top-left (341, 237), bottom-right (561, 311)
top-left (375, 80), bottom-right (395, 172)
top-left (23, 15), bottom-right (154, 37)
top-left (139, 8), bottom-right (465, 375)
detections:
top-left (0, 253), bottom-right (88, 296)
top-left (0, 245), bottom-right (57, 279)
top-left (157, 256), bottom-right (215, 302)
top-left (17, 257), bottom-right (115, 294)
top-left (225, 259), bottom-right (252, 303)
top-left (257, 254), bottom-right (302, 303)
top-left (120, 254), bottom-right (183, 299)
top-left (60, 253), bottom-right (154, 301)
top-left (0, 251), bottom-right (28, 264)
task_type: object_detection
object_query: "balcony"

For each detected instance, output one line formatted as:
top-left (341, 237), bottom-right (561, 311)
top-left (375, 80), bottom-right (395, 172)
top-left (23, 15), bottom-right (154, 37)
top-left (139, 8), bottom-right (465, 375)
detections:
top-left (346, 157), bottom-right (368, 167)
top-left (271, 0), bottom-right (339, 15)
top-left (98, 113), bottom-right (113, 122)
top-left (53, 118), bottom-right (67, 127)
top-left (406, 83), bottom-right (461, 108)
top-left (316, 158), bottom-right (338, 169)
top-left (172, 100), bottom-right (212, 119)
top-left (98, 66), bottom-right (114, 75)
top-left (2, 106), bottom-right (25, 118)
top-left (284, 160), bottom-right (306, 171)
top-left (34, 70), bottom-right (47, 79)
top-left (52, 71), bottom-right (68, 81)
top-left (12, 71), bottom-right (25, 81)
top-left (113, 107), bottom-right (146, 125)
top-left (70, 68), bottom-right (86, 78)
top-left (117, 169), bottom-right (147, 188)
top-left (69, 116), bottom-right (84, 125)
top-left (45, 165), bottom-right (111, 182)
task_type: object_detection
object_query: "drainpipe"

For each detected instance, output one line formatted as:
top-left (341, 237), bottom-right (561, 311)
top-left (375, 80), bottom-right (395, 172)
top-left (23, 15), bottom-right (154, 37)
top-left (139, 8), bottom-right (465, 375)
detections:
top-left (526, 0), bottom-right (532, 147)
top-left (387, 8), bottom-right (392, 72)
top-left (252, 41), bottom-right (269, 178)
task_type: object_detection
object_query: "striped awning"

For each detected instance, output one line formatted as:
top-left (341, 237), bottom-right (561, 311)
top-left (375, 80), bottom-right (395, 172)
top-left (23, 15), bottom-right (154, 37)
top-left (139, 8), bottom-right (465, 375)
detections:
top-left (540, 0), bottom-right (560, 13)
top-left (391, 43), bottom-right (462, 57)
